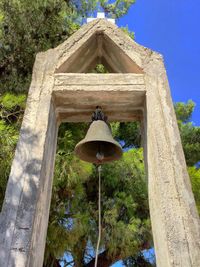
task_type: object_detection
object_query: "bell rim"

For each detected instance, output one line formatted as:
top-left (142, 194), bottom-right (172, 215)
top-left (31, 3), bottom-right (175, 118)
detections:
top-left (74, 140), bottom-right (123, 164)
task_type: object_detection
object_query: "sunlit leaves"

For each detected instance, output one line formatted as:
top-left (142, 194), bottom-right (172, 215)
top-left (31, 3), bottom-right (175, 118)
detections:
top-left (174, 100), bottom-right (195, 123)
top-left (0, 92), bottom-right (26, 109)
top-left (100, 0), bottom-right (135, 18)
top-left (0, 93), bottom-right (26, 208)
top-left (121, 25), bottom-right (135, 40)
top-left (188, 167), bottom-right (200, 214)
top-left (175, 101), bottom-right (200, 166)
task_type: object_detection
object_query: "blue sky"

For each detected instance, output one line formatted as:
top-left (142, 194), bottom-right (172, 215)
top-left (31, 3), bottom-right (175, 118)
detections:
top-left (118, 0), bottom-right (200, 125)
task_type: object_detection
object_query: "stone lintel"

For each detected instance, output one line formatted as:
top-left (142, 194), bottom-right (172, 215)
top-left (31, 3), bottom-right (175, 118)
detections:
top-left (53, 74), bottom-right (145, 122)
top-left (54, 73), bottom-right (145, 85)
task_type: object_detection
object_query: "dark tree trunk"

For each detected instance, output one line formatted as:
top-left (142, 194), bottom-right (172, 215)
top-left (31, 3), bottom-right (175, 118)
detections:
top-left (73, 237), bottom-right (87, 267)
top-left (43, 254), bottom-right (61, 267)
top-left (85, 251), bottom-right (120, 267)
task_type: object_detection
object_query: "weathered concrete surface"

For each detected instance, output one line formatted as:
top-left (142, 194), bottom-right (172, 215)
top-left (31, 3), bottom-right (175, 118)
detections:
top-left (53, 73), bottom-right (145, 122)
top-left (54, 19), bottom-right (149, 74)
top-left (0, 18), bottom-right (199, 267)
top-left (142, 53), bottom-right (200, 267)
top-left (0, 51), bottom-right (58, 266)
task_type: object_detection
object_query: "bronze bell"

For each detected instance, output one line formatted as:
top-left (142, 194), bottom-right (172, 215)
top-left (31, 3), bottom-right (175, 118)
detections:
top-left (74, 107), bottom-right (122, 164)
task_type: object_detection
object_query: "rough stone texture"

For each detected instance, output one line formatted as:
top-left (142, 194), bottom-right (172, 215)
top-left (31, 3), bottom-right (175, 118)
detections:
top-left (0, 50), bottom-right (59, 266)
top-left (0, 18), bottom-right (199, 267)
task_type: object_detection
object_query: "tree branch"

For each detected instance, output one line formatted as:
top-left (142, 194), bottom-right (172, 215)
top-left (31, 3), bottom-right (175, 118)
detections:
top-left (85, 250), bottom-right (121, 267)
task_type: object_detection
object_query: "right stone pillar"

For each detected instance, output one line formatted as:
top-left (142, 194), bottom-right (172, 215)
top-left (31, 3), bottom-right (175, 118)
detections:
top-left (143, 55), bottom-right (200, 266)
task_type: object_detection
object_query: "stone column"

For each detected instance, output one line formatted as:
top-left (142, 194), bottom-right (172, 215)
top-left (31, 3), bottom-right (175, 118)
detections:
top-left (0, 53), bottom-right (58, 267)
top-left (143, 72), bottom-right (200, 267)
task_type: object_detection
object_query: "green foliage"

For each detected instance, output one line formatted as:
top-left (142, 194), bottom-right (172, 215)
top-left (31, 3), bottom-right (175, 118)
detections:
top-left (0, 93), bottom-right (26, 110)
top-left (179, 122), bottom-right (200, 166)
top-left (112, 121), bottom-right (141, 148)
top-left (174, 100), bottom-right (195, 123)
top-left (0, 0), bottom-right (81, 93)
top-left (121, 25), bottom-right (135, 40)
top-left (101, 149), bottom-right (152, 259)
top-left (100, 0), bottom-right (135, 18)
top-left (0, 121), bottom-right (18, 207)
top-left (188, 167), bottom-right (200, 214)
top-left (123, 252), bottom-right (155, 267)
top-left (45, 143), bottom-right (152, 266)
top-left (0, 93), bottom-right (26, 208)
top-left (91, 63), bottom-right (109, 73)
top-left (175, 100), bottom-right (200, 166)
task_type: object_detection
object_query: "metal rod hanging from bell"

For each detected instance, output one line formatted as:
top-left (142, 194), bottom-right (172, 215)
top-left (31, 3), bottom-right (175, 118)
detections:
top-left (74, 106), bottom-right (123, 164)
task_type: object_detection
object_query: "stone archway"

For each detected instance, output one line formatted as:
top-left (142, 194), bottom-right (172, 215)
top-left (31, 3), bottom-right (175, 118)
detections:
top-left (0, 19), bottom-right (199, 267)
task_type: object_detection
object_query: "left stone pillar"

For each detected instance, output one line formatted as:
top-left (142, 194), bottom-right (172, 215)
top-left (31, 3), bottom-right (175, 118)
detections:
top-left (0, 52), bottom-right (58, 267)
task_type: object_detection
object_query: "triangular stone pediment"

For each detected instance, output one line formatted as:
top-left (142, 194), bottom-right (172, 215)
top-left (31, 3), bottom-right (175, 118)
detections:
top-left (54, 19), bottom-right (151, 74)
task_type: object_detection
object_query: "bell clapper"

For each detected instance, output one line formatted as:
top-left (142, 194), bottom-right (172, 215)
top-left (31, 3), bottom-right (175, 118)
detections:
top-left (96, 152), bottom-right (104, 161)
top-left (96, 143), bottom-right (104, 162)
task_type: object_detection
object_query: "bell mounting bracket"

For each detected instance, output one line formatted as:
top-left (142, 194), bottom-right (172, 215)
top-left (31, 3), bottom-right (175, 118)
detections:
top-left (91, 106), bottom-right (108, 123)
